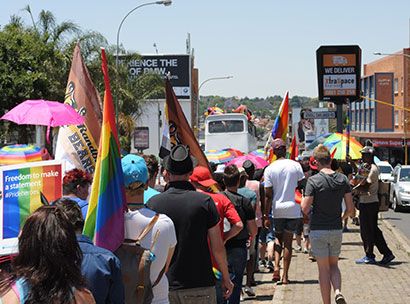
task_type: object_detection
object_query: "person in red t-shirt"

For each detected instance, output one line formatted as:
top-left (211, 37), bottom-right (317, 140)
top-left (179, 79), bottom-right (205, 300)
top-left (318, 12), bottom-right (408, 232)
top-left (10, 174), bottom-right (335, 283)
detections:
top-left (191, 166), bottom-right (243, 242)
top-left (190, 166), bottom-right (243, 303)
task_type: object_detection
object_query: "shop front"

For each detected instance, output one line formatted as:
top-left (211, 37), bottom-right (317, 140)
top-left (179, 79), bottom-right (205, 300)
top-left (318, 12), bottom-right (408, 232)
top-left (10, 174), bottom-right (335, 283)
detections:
top-left (371, 138), bottom-right (408, 167)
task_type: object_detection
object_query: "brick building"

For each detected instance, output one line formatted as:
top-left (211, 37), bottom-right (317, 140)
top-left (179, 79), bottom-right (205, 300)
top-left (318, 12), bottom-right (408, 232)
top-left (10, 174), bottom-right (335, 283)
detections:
top-left (350, 48), bottom-right (410, 166)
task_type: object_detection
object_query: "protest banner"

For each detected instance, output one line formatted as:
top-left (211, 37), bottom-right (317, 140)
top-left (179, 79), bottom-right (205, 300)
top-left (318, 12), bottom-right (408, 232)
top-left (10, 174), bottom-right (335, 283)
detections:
top-left (55, 44), bottom-right (103, 174)
top-left (0, 160), bottom-right (63, 255)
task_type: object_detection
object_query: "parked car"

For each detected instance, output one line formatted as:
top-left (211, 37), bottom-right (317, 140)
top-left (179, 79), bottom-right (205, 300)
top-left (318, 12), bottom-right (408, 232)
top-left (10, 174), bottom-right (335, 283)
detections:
top-left (377, 161), bottom-right (394, 182)
top-left (389, 164), bottom-right (410, 212)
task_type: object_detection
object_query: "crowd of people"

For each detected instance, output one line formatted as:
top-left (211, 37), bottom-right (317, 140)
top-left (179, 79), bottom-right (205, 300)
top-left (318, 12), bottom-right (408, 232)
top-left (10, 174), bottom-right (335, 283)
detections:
top-left (0, 139), bottom-right (395, 304)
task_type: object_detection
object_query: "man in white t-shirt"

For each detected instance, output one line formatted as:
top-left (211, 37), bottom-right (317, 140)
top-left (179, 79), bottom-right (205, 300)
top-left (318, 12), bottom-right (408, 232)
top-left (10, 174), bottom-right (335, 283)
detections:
top-left (263, 138), bottom-right (304, 285)
top-left (121, 154), bottom-right (177, 304)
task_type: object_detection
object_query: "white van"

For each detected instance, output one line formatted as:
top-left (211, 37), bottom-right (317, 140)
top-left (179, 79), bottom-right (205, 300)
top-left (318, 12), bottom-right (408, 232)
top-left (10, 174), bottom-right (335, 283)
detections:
top-left (204, 113), bottom-right (257, 154)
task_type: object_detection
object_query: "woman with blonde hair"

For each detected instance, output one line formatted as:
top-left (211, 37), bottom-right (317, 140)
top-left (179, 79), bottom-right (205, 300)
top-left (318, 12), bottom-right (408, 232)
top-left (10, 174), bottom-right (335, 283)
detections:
top-left (301, 145), bottom-right (354, 304)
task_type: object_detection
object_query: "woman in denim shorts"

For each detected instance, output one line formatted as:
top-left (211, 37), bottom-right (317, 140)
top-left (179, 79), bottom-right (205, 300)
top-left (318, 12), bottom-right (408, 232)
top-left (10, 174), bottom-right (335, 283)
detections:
top-left (301, 145), bottom-right (354, 304)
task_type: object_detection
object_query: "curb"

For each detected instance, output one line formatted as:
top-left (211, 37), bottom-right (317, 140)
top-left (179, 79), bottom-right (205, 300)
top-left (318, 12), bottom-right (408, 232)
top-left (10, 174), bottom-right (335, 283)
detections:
top-left (379, 214), bottom-right (410, 255)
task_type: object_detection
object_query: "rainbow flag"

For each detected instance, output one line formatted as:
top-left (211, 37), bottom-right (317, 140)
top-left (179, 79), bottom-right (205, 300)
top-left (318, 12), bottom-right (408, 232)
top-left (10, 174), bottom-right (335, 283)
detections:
top-left (287, 136), bottom-right (298, 160)
top-left (271, 91), bottom-right (289, 141)
top-left (268, 92), bottom-right (289, 162)
top-left (2, 162), bottom-right (62, 238)
top-left (83, 48), bottom-right (126, 252)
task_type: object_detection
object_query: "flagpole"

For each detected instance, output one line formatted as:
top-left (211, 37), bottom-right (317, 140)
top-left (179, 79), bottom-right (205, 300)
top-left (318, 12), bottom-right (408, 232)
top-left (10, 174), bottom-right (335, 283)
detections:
top-left (346, 102), bottom-right (350, 161)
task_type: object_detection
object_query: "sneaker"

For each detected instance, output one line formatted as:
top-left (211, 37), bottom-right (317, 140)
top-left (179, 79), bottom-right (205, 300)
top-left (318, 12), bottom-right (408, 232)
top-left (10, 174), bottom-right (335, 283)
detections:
top-left (267, 261), bottom-right (274, 271)
top-left (295, 245), bottom-right (302, 252)
top-left (355, 256), bottom-right (376, 264)
top-left (244, 286), bottom-right (256, 297)
top-left (335, 293), bottom-right (347, 304)
top-left (343, 227), bottom-right (349, 232)
top-left (259, 259), bottom-right (267, 268)
top-left (303, 247), bottom-right (309, 254)
top-left (379, 254), bottom-right (395, 265)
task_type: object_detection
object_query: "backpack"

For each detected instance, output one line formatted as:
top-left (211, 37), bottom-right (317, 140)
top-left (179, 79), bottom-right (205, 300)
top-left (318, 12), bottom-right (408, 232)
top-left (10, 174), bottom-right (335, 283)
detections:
top-left (114, 214), bottom-right (165, 304)
top-left (222, 190), bottom-right (249, 241)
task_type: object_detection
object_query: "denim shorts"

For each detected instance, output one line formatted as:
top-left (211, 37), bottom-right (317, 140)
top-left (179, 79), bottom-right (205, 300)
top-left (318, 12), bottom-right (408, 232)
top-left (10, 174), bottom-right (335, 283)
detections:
top-left (310, 229), bottom-right (343, 258)
top-left (273, 218), bottom-right (299, 234)
top-left (259, 218), bottom-right (275, 243)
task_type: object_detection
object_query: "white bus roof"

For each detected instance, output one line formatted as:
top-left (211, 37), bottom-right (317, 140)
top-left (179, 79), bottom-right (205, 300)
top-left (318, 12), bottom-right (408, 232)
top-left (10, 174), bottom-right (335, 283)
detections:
top-left (205, 113), bottom-right (248, 121)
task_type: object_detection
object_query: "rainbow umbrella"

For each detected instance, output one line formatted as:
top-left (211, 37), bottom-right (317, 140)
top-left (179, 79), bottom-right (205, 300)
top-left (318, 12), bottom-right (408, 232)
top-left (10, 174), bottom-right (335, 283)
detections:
top-left (0, 144), bottom-right (42, 165)
top-left (204, 149), bottom-right (234, 164)
top-left (325, 138), bottom-right (363, 160)
top-left (222, 148), bottom-right (244, 158)
top-left (249, 148), bottom-right (267, 158)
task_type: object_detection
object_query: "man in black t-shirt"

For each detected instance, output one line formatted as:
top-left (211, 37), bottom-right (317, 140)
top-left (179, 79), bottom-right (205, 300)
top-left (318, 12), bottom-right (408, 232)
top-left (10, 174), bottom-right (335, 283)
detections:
top-left (223, 165), bottom-right (257, 304)
top-left (147, 145), bottom-right (233, 304)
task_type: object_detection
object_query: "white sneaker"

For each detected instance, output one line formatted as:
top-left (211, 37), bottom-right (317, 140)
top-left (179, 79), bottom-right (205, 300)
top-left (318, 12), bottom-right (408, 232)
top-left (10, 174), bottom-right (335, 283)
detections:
top-left (303, 248), bottom-right (309, 254)
top-left (244, 286), bottom-right (256, 297)
top-left (295, 245), bottom-right (302, 251)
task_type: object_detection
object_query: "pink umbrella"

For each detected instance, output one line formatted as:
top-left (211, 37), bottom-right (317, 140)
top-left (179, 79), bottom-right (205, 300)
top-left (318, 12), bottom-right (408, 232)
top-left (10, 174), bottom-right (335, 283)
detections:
top-left (1, 99), bottom-right (84, 143)
top-left (226, 154), bottom-right (269, 169)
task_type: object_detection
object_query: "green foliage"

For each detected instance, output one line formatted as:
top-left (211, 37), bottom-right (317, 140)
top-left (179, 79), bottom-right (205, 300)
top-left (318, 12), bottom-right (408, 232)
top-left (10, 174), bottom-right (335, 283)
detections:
top-left (0, 7), bottom-right (165, 145)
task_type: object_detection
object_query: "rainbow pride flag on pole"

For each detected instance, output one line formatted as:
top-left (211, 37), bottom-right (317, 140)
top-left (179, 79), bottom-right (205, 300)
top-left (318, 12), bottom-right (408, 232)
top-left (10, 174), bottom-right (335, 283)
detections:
top-left (268, 92), bottom-right (289, 162)
top-left (286, 136), bottom-right (298, 160)
top-left (83, 48), bottom-right (126, 252)
top-left (271, 91), bottom-right (289, 141)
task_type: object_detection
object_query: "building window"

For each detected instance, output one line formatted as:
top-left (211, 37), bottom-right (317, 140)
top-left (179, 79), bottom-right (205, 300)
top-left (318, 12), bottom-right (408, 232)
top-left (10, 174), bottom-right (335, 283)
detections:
top-left (395, 111), bottom-right (399, 126)
top-left (351, 110), bottom-right (355, 131)
top-left (394, 78), bottom-right (399, 94)
top-left (401, 76), bottom-right (404, 93)
top-left (369, 76), bottom-right (374, 95)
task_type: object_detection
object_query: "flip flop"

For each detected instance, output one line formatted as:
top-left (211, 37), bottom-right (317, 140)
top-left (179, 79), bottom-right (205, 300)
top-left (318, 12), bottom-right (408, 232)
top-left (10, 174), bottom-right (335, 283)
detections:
top-left (272, 271), bottom-right (281, 282)
top-left (335, 293), bottom-right (346, 304)
top-left (280, 279), bottom-right (291, 285)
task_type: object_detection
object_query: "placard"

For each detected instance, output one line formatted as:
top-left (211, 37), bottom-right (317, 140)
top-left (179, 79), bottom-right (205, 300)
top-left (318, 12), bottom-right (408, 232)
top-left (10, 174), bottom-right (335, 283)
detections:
top-left (0, 160), bottom-right (63, 255)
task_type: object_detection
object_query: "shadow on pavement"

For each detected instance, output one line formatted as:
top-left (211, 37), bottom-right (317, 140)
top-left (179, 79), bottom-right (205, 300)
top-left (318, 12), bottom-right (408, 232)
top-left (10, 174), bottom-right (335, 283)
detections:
top-left (242, 295), bottom-right (273, 302)
top-left (342, 241), bottom-right (363, 246)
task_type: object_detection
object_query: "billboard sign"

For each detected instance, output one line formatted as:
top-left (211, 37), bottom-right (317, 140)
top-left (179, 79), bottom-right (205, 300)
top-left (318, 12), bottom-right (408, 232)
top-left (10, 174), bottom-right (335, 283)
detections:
top-left (317, 45), bottom-right (361, 104)
top-left (120, 54), bottom-right (191, 99)
top-left (292, 108), bottom-right (330, 150)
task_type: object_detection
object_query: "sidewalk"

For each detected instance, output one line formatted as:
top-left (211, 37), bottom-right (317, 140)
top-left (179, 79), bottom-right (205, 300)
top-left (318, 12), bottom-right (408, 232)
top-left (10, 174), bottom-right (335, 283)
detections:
top-left (242, 217), bottom-right (410, 303)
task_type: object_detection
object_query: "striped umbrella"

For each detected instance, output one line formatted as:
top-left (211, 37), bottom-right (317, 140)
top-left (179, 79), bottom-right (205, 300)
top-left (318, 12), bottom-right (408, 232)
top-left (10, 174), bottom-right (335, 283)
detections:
top-left (222, 148), bottom-right (244, 158)
top-left (249, 148), bottom-right (268, 158)
top-left (0, 144), bottom-right (42, 165)
top-left (204, 149), bottom-right (234, 164)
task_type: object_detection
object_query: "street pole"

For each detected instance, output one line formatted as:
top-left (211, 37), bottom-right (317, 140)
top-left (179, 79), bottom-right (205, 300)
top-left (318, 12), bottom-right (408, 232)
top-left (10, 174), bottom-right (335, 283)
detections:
top-left (196, 76), bottom-right (233, 138)
top-left (336, 103), bottom-right (343, 133)
top-left (115, 0), bottom-right (172, 123)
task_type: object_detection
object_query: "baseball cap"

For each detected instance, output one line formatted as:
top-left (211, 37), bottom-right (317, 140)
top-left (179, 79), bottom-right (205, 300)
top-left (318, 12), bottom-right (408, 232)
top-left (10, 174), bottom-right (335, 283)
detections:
top-left (309, 156), bottom-right (317, 170)
top-left (272, 138), bottom-right (286, 150)
top-left (190, 166), bottom-right (217, 187)
top-left (121, 155), bottom-right (148, 188)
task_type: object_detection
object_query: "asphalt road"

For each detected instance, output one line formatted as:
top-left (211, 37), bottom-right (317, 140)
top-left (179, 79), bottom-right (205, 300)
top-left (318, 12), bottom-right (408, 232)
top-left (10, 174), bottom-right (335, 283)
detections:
top-left (382, 207), bottom-right (410, 241)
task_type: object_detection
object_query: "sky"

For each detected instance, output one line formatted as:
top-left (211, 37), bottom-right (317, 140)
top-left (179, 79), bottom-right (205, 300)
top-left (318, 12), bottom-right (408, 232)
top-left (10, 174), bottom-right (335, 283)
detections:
top-left (1, 1), bottom-right (409, 99)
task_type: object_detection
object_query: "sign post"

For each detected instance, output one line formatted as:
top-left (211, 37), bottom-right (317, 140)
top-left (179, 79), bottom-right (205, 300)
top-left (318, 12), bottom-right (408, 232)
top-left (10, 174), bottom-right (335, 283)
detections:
top-left (316, 45), bottom-right (361, 133)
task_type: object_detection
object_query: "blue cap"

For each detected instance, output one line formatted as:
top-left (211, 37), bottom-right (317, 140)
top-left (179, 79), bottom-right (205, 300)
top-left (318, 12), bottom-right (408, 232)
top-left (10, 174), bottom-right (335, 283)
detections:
top-left (121, 155), bottom-right (148, 188)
